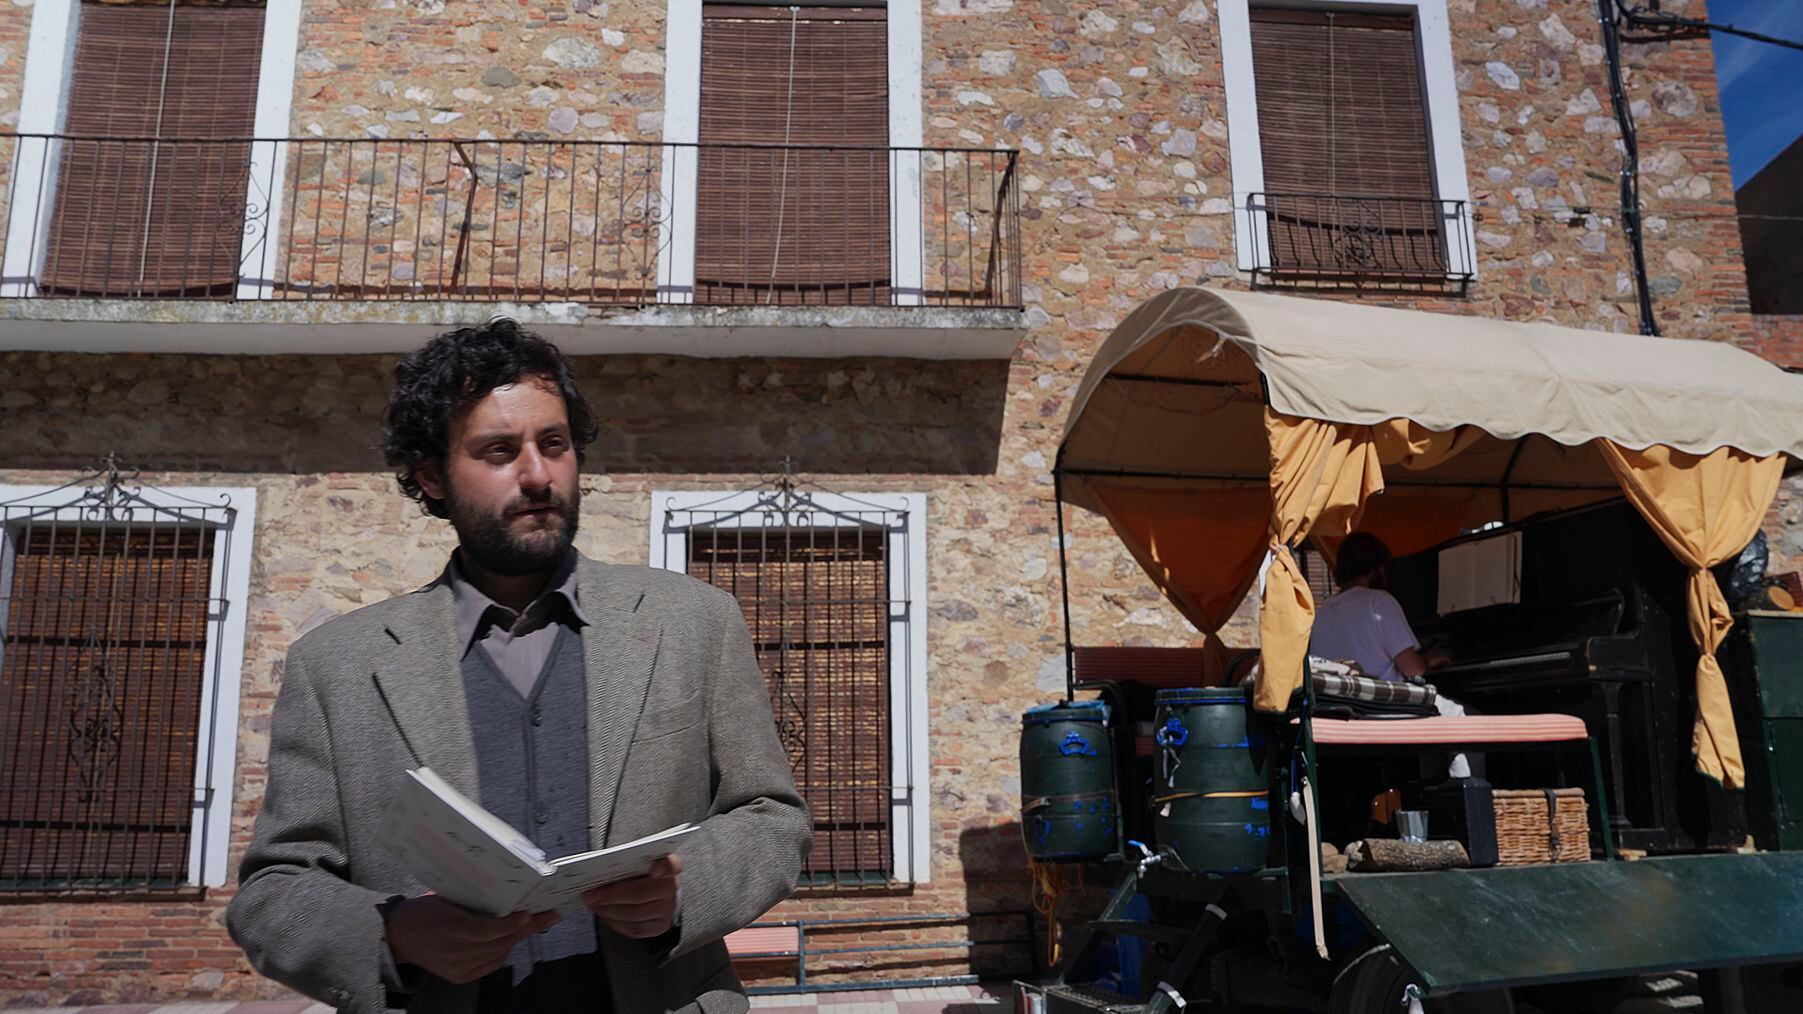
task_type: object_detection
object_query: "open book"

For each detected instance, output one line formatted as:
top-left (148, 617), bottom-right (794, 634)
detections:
top-left (376, 767), bottom-right (697, 918)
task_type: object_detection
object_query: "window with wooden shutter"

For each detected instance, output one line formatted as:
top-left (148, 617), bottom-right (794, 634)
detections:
top-left (1249, 8), bottom-right (1448, 279)
top-left (0, 524), bottom-right (215, 888)
top-left (696, 4), bottom-right (890, 305)
top-left (688, 526), bottom-right (893, 884)
top-left (40, 1), bottom-right (266, 298)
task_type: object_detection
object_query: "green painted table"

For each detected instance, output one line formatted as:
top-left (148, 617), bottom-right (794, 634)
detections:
top-left (1328, 852), bottom-right (1803, 995)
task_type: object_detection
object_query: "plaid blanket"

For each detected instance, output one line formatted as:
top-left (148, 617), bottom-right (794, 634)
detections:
top-left (1238, 658), bottom-right (1440, 716)
top-left (1310, 670), bottom-right (1438, 709)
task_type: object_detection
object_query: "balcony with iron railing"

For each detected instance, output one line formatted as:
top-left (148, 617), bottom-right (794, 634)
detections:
top-left (0, 135), bottom-right (1025, 357)
top-left (1242, 192), bottom-right (1475, 294)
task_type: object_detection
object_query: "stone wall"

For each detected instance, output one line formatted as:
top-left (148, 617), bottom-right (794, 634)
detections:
top-left (0, 1), bottom-right (23, 132)
top-left (0, 348), bottom-right (1077, 1000)
top-left (0, 0), bottom-right (1782, 1004)
top-left (292, 0), bottom-right (668, 141)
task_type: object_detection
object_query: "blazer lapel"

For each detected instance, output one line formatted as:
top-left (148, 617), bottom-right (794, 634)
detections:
top-left (580, 559), bottom-right (663, 846)
top-left (370, 576), bottom-right (480, 798)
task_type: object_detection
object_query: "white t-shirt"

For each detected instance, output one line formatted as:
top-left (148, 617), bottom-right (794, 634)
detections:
top-left (1309, 586), bottom-right (1420, 682)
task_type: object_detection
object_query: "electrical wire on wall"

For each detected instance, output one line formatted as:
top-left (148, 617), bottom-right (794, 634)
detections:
top-left (1593, 1), bottom-right (1803, 337)
top-left (1596, 0), bottom-right (1658, 336)
top-left (1615, 1), bottom-right (1803, 53)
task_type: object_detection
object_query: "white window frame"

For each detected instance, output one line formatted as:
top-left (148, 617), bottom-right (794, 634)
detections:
top-left (2, 0), bottom-right (303, 299)
top-left (656, 0), bottom-right (924, 305)
top-left (649, 489), bottom-right (932, 883)
top-left (0, 483), bottom-right (257, 889)
top-left (1219, 0), bottom-right (1476, 279)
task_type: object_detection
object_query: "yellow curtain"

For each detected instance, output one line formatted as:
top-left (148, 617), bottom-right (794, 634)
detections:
top-left (1598, 442), bottom-right (1785, 788)
top-left (1089, 484), bottom-right (1271, 683)
top-left (1253, 412), bottom-right (1483, 712)
top-left (1374, 420), bottom-right (1488, 471)
top-left (1254, 413), bottom-right (1384, 710)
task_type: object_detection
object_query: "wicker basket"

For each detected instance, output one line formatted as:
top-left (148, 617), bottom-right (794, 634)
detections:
top-left (1493, 787), bottom-right (1589, 865)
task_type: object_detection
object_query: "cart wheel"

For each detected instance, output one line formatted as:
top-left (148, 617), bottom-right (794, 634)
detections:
top-left (1330, 947), bottom-right (1516, 1014)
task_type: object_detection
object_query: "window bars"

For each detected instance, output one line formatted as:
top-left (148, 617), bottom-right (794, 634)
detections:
top-left (0, 460), bottom-right (234, 892)
top-left (660, 476), bottom-right (913, 888)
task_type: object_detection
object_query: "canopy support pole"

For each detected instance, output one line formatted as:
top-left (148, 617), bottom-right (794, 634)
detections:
top-left (1498, 440), bottom-right (1528, 524)
top-left (1054, 468), bottom-right (1075, 703)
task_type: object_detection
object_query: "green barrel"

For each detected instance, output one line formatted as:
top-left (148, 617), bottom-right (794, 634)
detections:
top-left (1151, 687), bottom-right (1270, 873)
top-left (1020, 700), bottom-right (1119, 861)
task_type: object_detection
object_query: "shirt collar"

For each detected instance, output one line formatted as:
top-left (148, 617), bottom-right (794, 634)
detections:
top-left (446, 548), bottom-right (589, 657)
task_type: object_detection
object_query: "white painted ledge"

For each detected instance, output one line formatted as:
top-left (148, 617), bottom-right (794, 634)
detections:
top-left (0, 301), bottom-right (1027, 359)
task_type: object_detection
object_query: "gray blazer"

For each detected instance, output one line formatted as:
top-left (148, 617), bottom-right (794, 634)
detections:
top-left (227, 556), bottom-right (811, 1013)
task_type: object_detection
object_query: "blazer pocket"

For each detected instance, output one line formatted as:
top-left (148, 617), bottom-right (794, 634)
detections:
top-left (634, 687), bottom-right (702, 741)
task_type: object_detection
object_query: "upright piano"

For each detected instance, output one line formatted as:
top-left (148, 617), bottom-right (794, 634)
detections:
top-left (1385, 500), bottom-right (1740, 853)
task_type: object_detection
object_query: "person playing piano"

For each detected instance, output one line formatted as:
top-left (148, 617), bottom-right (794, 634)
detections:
top-left (1310, 531), bottom-right (1476, 778)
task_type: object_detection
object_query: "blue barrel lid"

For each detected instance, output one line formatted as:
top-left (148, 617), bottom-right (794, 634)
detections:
top-left (1154, 686), bottom-right (1248, 705)
top-left (1022, 698), bottom-right (1111, 724)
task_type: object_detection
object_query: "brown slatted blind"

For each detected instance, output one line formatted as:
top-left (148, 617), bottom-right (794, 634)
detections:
top-left (696, 5), bottom-right (890, 305)
top-left (41, 2), bottom-right (266, 297)
top-left (0, 526), bottom-right (214, 887)
top-left (1250, 9), bottom-right (1445, 276)
top-left (689, 527), bottom-right (892, 883)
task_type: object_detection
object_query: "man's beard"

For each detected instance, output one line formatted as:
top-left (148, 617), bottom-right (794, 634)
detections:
top-left (446, 487), bottom-right (581, 577)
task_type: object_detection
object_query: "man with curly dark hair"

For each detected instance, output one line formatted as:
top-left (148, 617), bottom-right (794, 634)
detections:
top-left (228, 318), bottom-right (810, 1013)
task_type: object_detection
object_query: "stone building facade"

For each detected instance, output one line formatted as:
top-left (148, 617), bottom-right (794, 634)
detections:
top-left (0, 0), bottom-right (1794, 1006)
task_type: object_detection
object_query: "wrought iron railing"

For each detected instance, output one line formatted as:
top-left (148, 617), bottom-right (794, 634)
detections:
top-left (1244, 192), bottom-right (1474, 292)
top-left (0, 134), bottom-right (1021, 308)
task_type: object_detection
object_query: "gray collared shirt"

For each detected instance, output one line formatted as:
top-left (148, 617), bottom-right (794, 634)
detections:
top-left (448, 549), bottom-right (590, 699)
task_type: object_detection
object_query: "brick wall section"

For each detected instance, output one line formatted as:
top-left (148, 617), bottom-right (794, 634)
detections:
top-left (0, 0), bottom-right (1789, 1004)
top-left (1753, 314), bottom-right (1803, 369)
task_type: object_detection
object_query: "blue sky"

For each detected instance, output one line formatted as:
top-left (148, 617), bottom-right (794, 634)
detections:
top-left (1709, 0), bottom-right (1803, 188)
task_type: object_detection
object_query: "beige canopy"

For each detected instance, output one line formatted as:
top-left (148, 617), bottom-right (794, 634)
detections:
top-left (1058, 287), bottom-right (1803, 787)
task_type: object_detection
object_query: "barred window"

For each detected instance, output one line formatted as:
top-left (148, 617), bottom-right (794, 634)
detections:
top-left (654, 490), bottom-right (928, 887)
top-left (0, 482), bottom-right (254, 892)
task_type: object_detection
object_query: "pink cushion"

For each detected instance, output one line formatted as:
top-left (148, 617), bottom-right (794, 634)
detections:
top-left (726, 925), bottom-right (801, 957)
top-left (1306, 713), bottom-right (1588, 745)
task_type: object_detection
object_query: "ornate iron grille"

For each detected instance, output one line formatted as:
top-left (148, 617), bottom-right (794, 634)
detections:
top-left (1245, 192), bottom-right (1474, 293)
top-left (0, 463), bottom-right (233, 891)
top-left (663, 481), bottom-right (911, 888)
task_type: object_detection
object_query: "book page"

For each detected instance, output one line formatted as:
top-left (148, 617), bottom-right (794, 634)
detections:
top-left (375, 768), bottom-right (550, 917)
top-left (515, 823), bottom-right (700, 914)
top-left (1436, 531), bottom-right (1521, 615)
